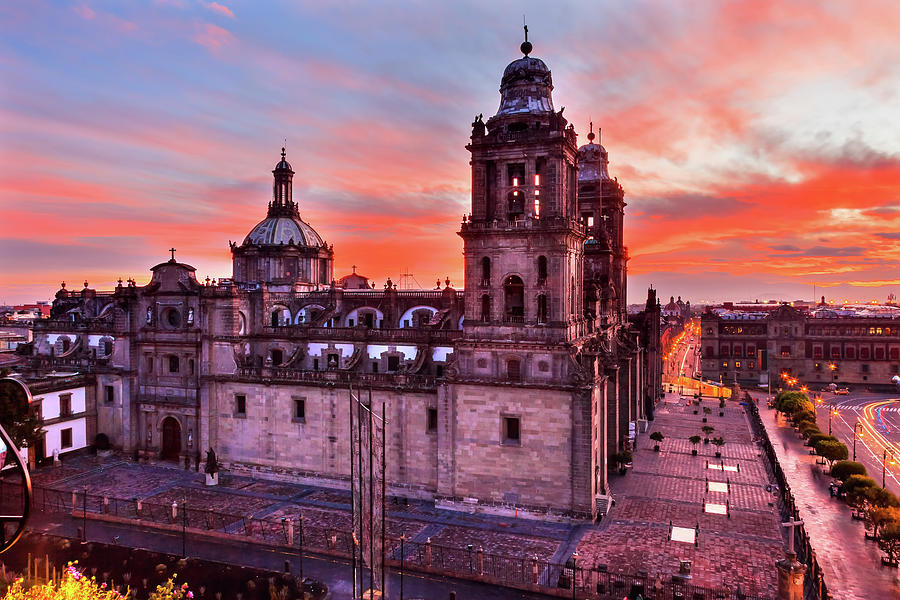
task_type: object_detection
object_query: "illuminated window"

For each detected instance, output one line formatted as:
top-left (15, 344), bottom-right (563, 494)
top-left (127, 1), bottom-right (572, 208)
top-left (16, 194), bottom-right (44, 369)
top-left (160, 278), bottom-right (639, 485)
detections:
top-left (587, 216), bottom-right (595, 227)
top-left (512, 177), bottom-right (519, 187)
top-left (534, 196), bottom-right (541, 217)
top-left (534, 174), bottom-right (540, 186)
top-left (735, 361), bottom-right (741, 368)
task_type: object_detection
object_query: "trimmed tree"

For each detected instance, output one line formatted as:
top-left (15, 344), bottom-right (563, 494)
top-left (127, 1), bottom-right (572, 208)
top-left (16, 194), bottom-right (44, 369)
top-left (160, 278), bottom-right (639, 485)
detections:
top-left (650, 431), bottom-right (664, 451)
top-left (816, 439), bottom-right (849, 468)
top-left (689, 435), bottom-right (701, 455)
top-left (867, 505), bottom-right (900, 540)
top-left (878, 522), bottom-right (900, 566)
top-left (831, 460), bottom-right (868, 481)
top-left (807, 433), bottom-right (839, 448)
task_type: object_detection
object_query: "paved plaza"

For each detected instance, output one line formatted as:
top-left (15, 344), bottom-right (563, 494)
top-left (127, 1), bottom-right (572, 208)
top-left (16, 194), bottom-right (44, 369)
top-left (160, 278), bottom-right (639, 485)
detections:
top-left (21, 392), bottom-right (785, 596)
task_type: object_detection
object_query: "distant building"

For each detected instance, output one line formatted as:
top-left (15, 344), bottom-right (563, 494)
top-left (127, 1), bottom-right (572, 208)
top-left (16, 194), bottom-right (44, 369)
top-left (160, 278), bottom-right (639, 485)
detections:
top-left (701, 302), bottom-right (900, 389)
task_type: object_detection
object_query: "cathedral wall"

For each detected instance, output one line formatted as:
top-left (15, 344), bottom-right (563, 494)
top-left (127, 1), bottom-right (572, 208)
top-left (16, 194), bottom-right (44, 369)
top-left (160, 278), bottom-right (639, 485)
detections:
top-left (444, 383), bottom-right (575, 511)
top-left (211, 382), bottom-right (438, 493)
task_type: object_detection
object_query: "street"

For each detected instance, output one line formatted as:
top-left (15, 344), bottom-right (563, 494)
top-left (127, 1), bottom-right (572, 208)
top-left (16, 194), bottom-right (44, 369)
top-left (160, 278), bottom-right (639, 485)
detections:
top-left (812, 391), bottom-right (900, 495)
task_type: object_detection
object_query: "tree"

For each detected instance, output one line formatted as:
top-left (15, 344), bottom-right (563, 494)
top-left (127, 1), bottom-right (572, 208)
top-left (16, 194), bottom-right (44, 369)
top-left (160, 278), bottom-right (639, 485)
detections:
top-left (878, 522), bottom-right (900, 565)
top-left (792, 409), bottom-right (816, 425)
top-left (816, 439), bottom-right (848, 467)
top-left (831, 461), bottom-right (867, 481)
top-left (0, 370), bottom-right (44, 452)
top-left (711, 437), bottom-right (726, 448)
top-left (866, 505), bottom-right (900, 540)
top-left (843, 474), bottom-right (879, 498)
top-left (649, 431), bottom-right (664, 443)
top-left (799, 422), bottom-right (820, 438)
top-left (701, 425), bottom-right (715, 436)
top-left (689, 435), bottom-right (701, 445)
top-left (807, 433), bottom-right (838, 448)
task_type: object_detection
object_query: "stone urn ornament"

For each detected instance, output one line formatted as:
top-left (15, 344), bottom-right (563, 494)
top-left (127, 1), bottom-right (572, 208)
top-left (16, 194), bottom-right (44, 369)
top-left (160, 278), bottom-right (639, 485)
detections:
top-left (204, 447), bottom-right (219, 486)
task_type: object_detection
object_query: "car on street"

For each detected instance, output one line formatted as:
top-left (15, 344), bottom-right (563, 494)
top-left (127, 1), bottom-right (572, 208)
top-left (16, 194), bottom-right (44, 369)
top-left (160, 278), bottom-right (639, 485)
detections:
top-left (834, 388), bottom-right (850, 395)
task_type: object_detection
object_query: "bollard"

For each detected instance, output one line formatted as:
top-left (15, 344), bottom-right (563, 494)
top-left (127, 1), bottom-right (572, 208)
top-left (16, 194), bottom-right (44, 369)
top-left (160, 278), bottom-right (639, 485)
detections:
top-left (531, 556), bottom-right (539, 584)
top-left (476, 546), bottom-right (484, 575)
top-left (172, 501), bottom-right (177, 522)
top-left (103, 496), bottom-right (109, 514)
top-left (425, 538), bottom-right (433, 568)
top-left (287, 518), bottom-right (294, 546)
top-left (136, 499), bottom-right (142, 516)
top-left (72, 490), bottom-right (77, 511)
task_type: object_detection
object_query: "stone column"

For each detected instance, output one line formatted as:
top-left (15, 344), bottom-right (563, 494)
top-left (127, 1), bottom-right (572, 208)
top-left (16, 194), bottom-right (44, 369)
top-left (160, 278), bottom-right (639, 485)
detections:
top-left (775, 551), bottom-right (806, 600)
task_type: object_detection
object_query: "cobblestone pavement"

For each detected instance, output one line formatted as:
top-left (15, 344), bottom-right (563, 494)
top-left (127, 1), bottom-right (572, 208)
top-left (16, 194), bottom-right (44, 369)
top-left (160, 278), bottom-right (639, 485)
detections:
top-left (752, 392), bottom-right (900, 599)
top-left (23, 393), bottom-right (783, 596)
top-left (575, 394), bottom-right (783, 598)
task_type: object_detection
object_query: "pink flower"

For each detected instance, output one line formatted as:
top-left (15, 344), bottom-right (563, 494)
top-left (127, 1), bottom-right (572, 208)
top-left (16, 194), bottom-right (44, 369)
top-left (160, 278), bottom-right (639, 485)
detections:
top-left (187, 592), bottom-right (194, 598)
top-left (182, 583), bottom-right (188, 590)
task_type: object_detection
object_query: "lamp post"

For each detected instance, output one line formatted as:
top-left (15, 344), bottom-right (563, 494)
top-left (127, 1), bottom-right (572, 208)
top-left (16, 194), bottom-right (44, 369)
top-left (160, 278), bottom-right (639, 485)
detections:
top-left (883, 450), bottom-right (895, 488)
top-left (82, 486), bottom-right (87, 542)
top-left (852, 421), bottom-right (864, 462)
top-left (571, 551), bottom-right (578, 600)
top-left (828, 406), bottom-right (837, 436)
top-left (181, 497), bottom-right (187, 558)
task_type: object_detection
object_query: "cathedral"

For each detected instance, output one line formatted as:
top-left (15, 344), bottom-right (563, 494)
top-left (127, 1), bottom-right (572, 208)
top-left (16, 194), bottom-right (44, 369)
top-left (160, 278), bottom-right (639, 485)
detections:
top-left (24, 37), bottom-right (661, 520)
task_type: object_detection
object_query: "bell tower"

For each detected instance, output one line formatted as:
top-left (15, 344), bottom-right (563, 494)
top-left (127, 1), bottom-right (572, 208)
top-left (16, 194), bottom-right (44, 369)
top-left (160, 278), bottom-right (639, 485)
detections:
top-left (459, 32), bottom-right (586, 344)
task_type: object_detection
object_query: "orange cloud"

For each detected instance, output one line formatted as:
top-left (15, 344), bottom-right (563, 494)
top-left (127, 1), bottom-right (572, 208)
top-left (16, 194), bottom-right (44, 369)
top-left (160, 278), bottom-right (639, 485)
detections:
top-left (206, 2), bottom-right (234, 19)
top-left (193, 22), bottom-right (234, 51)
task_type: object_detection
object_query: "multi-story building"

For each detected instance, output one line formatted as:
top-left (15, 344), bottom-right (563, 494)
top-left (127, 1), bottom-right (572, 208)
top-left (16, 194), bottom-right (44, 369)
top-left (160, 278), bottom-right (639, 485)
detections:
top-left (19, 36), bottom-right (661, 520)
top-left (701, 302), bottom-right (900, 390)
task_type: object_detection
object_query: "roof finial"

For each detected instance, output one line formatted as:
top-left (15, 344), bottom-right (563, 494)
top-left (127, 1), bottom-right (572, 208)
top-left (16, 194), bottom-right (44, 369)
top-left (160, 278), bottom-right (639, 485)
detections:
top-left (281, 145), bottom-right (286, 161)
top-left (587, 120), bottom-right (595, 143)
top-left (521, 17), bottom-right (532, 56)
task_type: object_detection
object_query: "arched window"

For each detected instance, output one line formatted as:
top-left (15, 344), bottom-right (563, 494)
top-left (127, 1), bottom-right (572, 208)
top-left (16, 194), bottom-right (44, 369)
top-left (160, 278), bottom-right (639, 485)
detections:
top-left (101, 339), bottom-right (113, 356)
top-left (537, 256), bottom-right (547, 285)
top-left (504, 276), bottom-right (525, 322)
top-left (481, 257), bottom-right (491, 286)
top-left (537, 295), bottom-right (548, 324)
top-left (481, 294), bottom-right (492, 322)
top-left (270, 348), bottom-right (284, 366)
top-left (168, 355), bottom-right (179, 373)
top-left (507, 190), bottom-right (524, 219)
top-left (271, 306), bottom-right (291, 327)
top-left (506, 358), bottom-right (522, 381)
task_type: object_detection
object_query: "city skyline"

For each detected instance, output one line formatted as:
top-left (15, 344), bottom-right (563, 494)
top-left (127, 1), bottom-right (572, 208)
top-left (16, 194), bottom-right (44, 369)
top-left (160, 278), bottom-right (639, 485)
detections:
top-left (2, 0), bottom-right (900, 304)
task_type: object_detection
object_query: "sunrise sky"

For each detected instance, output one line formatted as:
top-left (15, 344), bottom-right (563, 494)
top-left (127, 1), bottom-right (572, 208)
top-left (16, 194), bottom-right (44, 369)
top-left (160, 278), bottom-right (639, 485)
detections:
top-left (2, 0), bottom-right (900, 305)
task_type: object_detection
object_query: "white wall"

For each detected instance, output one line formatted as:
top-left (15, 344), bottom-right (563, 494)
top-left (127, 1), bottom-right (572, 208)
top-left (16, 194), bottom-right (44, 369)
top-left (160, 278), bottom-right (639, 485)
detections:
top-left (31, 385), bottom-right (89, 456)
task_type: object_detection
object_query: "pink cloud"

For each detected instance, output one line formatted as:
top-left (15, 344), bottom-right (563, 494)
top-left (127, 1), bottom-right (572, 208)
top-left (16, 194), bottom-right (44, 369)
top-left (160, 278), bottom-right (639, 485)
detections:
top-left (206, 2), bottom-right (234, 19)
top-left (73, 3), bottom-right (95, 20)
top-left (193, 22), bottom-right (234, 52)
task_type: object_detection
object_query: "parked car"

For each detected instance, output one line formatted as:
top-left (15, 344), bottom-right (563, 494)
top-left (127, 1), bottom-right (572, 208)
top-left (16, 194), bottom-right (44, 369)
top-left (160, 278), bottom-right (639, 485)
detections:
top-left (834, 388), bottom-right (850, 395)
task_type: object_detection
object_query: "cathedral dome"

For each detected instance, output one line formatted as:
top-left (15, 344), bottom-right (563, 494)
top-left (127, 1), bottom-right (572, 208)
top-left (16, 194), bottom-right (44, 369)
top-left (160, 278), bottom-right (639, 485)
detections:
top-left (496, 54), bottom-right (554, 116)
top-left (243, 215), bottom-right (324, 247)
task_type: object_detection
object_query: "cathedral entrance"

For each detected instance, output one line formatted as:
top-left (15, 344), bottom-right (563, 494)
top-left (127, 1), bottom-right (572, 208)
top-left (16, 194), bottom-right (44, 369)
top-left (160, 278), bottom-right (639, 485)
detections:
top-left (160, 417), bottom-right (181, 462)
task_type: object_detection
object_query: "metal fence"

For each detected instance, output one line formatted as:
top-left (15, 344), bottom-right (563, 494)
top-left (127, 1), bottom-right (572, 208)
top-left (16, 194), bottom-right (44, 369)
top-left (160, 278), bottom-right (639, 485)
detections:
top-left (0, 476), bottom-right (773, 600)
top-left (744, 393), bottom-right (831, 600)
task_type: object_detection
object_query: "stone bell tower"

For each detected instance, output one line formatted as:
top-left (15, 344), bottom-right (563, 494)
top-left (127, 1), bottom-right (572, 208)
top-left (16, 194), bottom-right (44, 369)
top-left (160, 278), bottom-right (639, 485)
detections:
top-left (459, 30), bottom-right (585, 345)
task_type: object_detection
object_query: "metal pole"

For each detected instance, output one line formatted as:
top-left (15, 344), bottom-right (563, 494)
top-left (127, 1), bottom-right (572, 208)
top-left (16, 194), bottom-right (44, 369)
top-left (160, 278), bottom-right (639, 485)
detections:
top-left (182, 497), bottom-right (186, 558)
top-left (572, 552), bottom-right (577, 600)
top-left (884, 451), bottom-right (888, 488)
top-left (368, 388), bottom-right (374, 598)
top-left (853, 421), bottom-right (858, 461)
top-left (828, 408), bottom-right (832, 436)
top-left (82, 486), bottom-right (87, 542)
top-left (357, 390), bottom-right (365, 600)
top-left (400, 535), bottom-right (405, 600)
top-left (349, 384), bottom-right (357, 599)
top-left (380, 400), bottom-right (386, 596)
top-left (298, 514), bottom-right (304, 579)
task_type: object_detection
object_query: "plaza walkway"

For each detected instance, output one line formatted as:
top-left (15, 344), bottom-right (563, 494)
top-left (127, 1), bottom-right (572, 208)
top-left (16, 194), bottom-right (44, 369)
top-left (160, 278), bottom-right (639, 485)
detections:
top-left (755, 395), bottom-right (900, 599)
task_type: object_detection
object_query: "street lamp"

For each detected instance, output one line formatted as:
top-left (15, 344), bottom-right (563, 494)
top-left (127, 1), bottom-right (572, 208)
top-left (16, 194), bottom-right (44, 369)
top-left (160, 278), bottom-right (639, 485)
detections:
top-left (828, 406), bottom-right (838, 436)
top-left (884, 450), bottom-right (896, 488)
top-left (852, 421), bottom-right (864, 462)
top-left (571, 551), bottom-right (578, 600)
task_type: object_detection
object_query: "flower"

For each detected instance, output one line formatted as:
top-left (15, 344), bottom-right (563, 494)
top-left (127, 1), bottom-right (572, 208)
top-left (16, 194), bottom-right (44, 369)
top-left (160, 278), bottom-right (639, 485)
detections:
top-left (187, 592), bottom-right (194, 598)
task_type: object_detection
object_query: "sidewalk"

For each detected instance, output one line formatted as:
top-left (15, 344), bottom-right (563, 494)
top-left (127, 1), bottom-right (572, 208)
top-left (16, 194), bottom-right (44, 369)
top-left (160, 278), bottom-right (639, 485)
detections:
top-left (756, 396), bottom-right (900, 599)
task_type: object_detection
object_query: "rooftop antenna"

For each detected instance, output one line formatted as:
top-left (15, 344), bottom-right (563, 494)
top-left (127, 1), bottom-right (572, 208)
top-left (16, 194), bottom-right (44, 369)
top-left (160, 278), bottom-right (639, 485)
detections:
top-left (587, 120), bottom-right (595, 143)
top-left (521, 16), bottom-right (532, 56)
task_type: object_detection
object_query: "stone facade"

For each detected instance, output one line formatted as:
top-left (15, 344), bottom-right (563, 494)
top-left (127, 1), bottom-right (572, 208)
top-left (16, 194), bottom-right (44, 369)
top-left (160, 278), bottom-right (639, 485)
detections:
top-left (21, 39), bottom-right (661, 520)
top-left (701, 302), bottom-right (900, 390)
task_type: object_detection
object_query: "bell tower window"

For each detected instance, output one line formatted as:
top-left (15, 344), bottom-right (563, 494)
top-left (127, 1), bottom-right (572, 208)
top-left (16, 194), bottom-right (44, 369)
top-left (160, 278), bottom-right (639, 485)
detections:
top-left (481, 257), bottom-right (491, 286)
top-left (537, 294), bottom-right (548, 324)
top-left (537, 256), bottom-right (548, 286)
top-left (480, 294), bottom-right (492, 322)
top-left (503, 276), bottom-right (525, 323)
